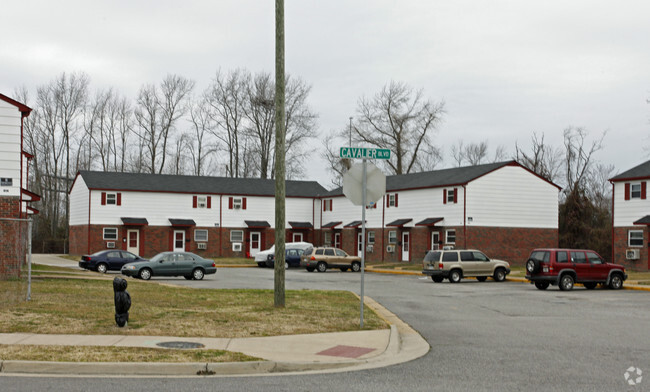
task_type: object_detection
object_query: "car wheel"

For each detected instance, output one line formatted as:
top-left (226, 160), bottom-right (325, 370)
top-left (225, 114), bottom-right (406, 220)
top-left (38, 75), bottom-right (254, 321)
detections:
top-left (526, 258), bottom-right (540, 274)
top-left (559, 274), bottom-right (574, 291)
top-left (306, 267), bottom-right (315, 272)
top-left (449, 270), bottom-right (462, 283)
top-left (139, 268), bottom-right (152, 280)
top-left (257, 262), bottom-right (266, 268)
top-left (534, 281), bottom-right (550, 290)
top-left (608, 274), bottom-right (623, 290)
top-left (316, 262), bottom-right (327, 273)
top-left (493, 268), bottom-right (506, 282)
top-left (192, 268), bottom-right (205, 280)
top-left (351, 261), bottom-right (361, 272)
top-left (184, 275), bottom-right (193, 280)
top-left (97, 263), bottom-right (108, 274)
top-left (431, 276), bottom-right (444, 283)
top-left (583, 282), bottom-right (597, 290)
top-left (476, 276), bottom-right (487, 282)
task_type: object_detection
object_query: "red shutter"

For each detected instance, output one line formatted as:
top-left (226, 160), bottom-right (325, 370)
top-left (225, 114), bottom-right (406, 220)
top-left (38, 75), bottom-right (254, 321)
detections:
top-left (374, 202), bottom-right (377, 209)
top-left (101, 192), bottom-right (106, 205)
top-left (443, 189), bottom-right (447, 204)
top-left (395, 194), bottom-right (398, 207)
top-left (330, 199), bottom-right (333, 211)
top-left (323, 201), bottom-right (326, 212)
top-left (453, 188), bottom-right (458, 204)
top-left (625, 183), bottom-right (630, 200)
top-left (229, 197), bottom-right (233, 209)
top-left (386, 196), bottom-right (390, 208)
top-left (117, 193), bottom-right (122, 206)
top-left (642, 182), bottom-right (647, 200)
top-left (243, 197), bottom-right (247, 210)
top-left (193, 196), bottom-right (197, 208)
top-left (207, 196), bottom-right (212, 208)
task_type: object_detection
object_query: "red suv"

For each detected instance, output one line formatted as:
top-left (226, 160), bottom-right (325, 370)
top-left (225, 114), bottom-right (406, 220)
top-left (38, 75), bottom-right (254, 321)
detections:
top-left (525, 248), bottom-right (627, 291)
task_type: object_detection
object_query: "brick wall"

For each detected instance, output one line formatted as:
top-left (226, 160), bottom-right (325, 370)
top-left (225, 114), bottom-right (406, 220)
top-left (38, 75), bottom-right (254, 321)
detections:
top-left (0, 196), bottom-right (27, 279)
top-left (613, 226), bottom-right (649, 271)
top-left (465, 226), bottom-right (558, 266)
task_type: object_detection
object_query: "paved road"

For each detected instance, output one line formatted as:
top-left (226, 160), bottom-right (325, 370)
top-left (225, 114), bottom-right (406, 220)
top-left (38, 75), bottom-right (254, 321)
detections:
top-left (2, 264), bottom-right (649, 391)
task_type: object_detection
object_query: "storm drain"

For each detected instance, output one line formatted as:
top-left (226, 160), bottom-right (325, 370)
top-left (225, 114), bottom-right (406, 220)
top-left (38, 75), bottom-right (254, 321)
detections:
top-left (156, 341), bottom-right (205, 349)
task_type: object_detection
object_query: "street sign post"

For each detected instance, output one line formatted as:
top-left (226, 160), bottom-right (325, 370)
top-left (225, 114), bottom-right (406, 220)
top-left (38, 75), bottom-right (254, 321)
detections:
top-left (340, 147), bottom-right (389, 328)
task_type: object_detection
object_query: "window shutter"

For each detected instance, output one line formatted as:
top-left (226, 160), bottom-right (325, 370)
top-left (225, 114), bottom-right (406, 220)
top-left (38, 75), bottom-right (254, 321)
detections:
top-left (243, 197), bottom-right (247, 210)
top-left (193, 196), bottom-right (197, 208)
top-left (101, 192), bottom-right (106, 205)
top-left (323, 201), bottom-right (326, 212)
top-left (229, 197), bottom-right (233, 209)
top-left (386, 196), bottom-right (390, 208)
top-left (625, 183), bottom-right (630, 201)
top-left (374, 202), bottom-right (377, 209)
top-left (453, 188), bottom-right (458, 204)
top-left (207, 196), bottom-right (211, 208)
top-left (642, 182), bottom-right (647, 200)
top-left (117, 193), bottom-right (122, 206)
top-left (395, 194), bottom-right (398, 207)
top-left (330, 199), bottom-right (333, 211)
top-left (443, 189), bottom-right (447, 204)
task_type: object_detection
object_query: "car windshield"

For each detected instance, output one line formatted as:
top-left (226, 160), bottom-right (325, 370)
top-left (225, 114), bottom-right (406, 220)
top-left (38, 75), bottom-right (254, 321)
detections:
top-left (150, 253), bottom-right (167, 262)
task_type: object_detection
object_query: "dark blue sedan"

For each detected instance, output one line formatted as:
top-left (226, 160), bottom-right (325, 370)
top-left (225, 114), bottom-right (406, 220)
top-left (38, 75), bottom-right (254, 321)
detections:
top-left (79, 250), bottom-right (145, 273)
top-left (265, 248), bottom-right (305, 269)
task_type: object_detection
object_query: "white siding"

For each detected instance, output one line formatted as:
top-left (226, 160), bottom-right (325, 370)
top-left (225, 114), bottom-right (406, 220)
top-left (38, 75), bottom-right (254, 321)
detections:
top-left (613, 181), bottom-right (650, 227)
top-left (384, 187), bottom-right (465, 227)
top-left (0, 101), bottom-right (22, 197)
top-left (69, 176), bottom-right (90, 225)
top-left (466, 166), bottom-right (558, 228)
top-left (321, 195), bottom-right (384, 228)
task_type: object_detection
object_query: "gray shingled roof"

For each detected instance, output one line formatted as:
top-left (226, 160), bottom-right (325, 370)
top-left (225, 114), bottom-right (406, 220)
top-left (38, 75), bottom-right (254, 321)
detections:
top-left (77, 171), bottom-right (328, 198)
top-left (325, 161), bottom-right (518, 196)
top-left (610, 160), bottom-right (650, 181)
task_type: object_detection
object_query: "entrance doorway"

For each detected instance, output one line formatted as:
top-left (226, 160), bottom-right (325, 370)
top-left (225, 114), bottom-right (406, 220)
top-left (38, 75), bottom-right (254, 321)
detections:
top-left (127, 230), bottom-right (139, 255)
top-left (250, 232), bottom-right (261, 257)
top-left (401, 231), bottom-right (410, 261)
top-left (173, 230), bottom-right (185, 252)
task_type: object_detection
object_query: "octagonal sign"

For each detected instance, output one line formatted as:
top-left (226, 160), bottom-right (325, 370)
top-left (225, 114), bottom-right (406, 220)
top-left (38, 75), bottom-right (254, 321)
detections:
top-left (343, 162), bottom-right (386, 206)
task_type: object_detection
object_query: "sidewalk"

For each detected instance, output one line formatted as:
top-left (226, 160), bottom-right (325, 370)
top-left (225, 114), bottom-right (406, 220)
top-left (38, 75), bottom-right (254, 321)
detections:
top-left (0, 295), bottom-right (430, 377)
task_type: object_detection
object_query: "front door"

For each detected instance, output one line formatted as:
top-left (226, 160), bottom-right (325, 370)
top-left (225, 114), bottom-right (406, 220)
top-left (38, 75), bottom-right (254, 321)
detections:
top-left (250, 232), bottom-right (261, 257)
top-left (334, 232), bottom-right (341, 249)
top-left (127, 230), bottom-right (139, 255)
top-left (357, 232), bottom-right (363, 256)
top-left (173, 230), bottom-right (185, 252)
top-left (292, 232), bottom-right (303, 243)
top-left (431, 232), bottom-right (440, 250)
top-left (402, 232), bottom-right (410, 261)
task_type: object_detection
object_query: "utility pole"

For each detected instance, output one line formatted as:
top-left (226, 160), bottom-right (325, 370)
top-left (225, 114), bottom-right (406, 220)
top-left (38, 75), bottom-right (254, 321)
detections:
top-left (274, 0), bottom-right (286, 308)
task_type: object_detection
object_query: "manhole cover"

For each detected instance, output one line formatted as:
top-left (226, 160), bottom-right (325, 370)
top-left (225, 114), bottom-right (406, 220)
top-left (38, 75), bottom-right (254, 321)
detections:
top-left (156, 341), bottom-right (205, 349)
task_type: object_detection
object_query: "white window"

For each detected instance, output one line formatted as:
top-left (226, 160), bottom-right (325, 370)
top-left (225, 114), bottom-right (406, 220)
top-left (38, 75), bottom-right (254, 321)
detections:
top-left (323, 231), bottom-right (331, 246)
top-left (629, 230), bottom-right (644, 247)
top-left (631, 184), bottom-right (642, 199)
top-left (388, 231), bottom-right (397, 244)
top-left (194, 229), bottom-right (208, 242)
top-left (447, 189), bottom-right (455, 203)
top-left (388, 194), bottom-right (397, 207)
top-left (197, 196), bottom-right (207, 208)
top-left (103, 228), bottom-right (118, 240)
top-left (233, 198), bottom-right (242, 209)
top-left (230, 230), bottom-right (244, 242)
top-left (106, 193), bottom-right (117, 205)
top-left (446, 229), bottom-right (456, 244)
top-left (368, 231), bottom-right (375, 244)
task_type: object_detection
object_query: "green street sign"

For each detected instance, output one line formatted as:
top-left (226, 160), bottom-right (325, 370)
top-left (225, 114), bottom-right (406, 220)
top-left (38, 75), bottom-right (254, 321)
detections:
top-left (339, 147), bottom-right (391, 160)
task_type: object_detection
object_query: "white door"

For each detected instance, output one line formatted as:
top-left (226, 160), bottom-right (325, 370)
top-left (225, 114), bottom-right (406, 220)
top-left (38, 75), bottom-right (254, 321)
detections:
top-left (250, 232), bottom-right (261, 257)
top-left (173, 230), bottom-right (185, 252)
top-left (357, 232), bottom-right (363, 256)
top-left (402, 232), bottom-right (410, 261)
top-left (431, 232), bottom-right (440, 250)
top-left (292, 232), bottom-right (303, 242)
top-left (127, 230), bottom-right (139, 255)
top-left (334, 232), bottom-right (341, 249)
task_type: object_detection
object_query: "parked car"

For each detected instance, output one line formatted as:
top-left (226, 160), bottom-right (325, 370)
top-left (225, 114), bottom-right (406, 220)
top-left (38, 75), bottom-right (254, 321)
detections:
top-left (265, 248), bottom-right (306, 269)
top-left (121, 251), bottom-right (217, 280)
top-left (300, 246), bottom-right (362, 272)
top-left (79, 250), bottom-right (145, 273)
top-left (255, 242), bottom-right (312, 267)
top-left (421, 249), bottom-right (511, 283)
top-left (525, 248), bottom-right (627, 291)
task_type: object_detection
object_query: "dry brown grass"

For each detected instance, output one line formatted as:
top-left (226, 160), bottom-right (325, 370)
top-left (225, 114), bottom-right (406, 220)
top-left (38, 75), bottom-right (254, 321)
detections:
top-left (0, 344), bottom-right (258, 362)
top-left (0, 278), bottom-right (387, 338)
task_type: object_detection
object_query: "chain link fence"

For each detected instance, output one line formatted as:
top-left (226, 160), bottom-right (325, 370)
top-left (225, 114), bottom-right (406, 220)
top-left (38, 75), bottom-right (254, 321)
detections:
top-left (0, 218), bottom-right (32, 306)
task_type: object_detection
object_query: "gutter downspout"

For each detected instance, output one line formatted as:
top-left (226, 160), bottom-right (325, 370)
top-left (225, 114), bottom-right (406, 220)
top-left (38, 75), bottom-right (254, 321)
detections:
top-left (219, 195), bottom-right (223, 257)
top-left (610, 181), bottom-right (615, 264)
top-left (463, 185), bottom-right (467, 249)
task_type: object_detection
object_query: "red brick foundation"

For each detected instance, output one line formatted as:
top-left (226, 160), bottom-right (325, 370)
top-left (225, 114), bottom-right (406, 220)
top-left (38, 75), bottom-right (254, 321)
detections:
top-left (0, 197), bottom-right (28, 279)
top-left (613, 227), bottom-right (649, 271)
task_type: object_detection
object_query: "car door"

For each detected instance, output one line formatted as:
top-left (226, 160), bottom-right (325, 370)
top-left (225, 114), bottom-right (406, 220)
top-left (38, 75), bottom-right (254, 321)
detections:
top-left (105, 251), bottom-right (123, 270)
top-left (324, 248), bottom-right (337, 266)
top-left (460, 251), bottom-right (479, 276)
top-left (472, 251), bottom-right (493, 275)
top-left (175, 253), bottom-right (196, 276)
top-left (156, 253), bottom-right (178, 276)
top-left (570, 251), bottom-right (589, 281)
top-left (119, 251), bottom-right (139, 269)
top-left (586, 251), bottom-right (608, 281)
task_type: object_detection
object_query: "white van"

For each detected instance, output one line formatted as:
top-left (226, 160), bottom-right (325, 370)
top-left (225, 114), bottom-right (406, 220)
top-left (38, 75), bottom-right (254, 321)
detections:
top-left (255, 242), bottom-right (312, 267)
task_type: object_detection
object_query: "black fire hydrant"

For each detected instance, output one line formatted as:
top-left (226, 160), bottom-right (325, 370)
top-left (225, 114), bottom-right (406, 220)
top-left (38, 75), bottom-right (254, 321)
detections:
top-left (113, 277), bottom-right (131, 327)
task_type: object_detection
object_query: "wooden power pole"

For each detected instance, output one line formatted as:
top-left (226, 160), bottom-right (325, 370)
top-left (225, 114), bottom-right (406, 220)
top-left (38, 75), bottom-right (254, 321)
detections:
top-left (274, 0), bottom-right (286, 307)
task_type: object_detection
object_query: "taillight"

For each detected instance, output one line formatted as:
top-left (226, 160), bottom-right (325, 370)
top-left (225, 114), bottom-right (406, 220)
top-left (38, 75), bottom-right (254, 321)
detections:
top-left (311, 256), bottom-right (316, 260)
top-left (211, 262), bottom-right (216, 267)
top-left (438, 263), bottom-right (443, 269)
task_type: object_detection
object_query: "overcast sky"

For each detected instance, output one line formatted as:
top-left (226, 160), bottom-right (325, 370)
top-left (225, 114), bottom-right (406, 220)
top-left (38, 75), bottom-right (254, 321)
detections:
top-left (3, 0), bottom-right (650, 187)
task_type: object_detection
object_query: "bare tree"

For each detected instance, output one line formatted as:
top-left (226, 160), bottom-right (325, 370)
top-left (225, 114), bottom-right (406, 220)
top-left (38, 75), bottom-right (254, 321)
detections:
top-left (187, 97), bottom-right (217, 176)
top-left (563, 126), bottom-right (605, 194)
top-left (352, 81), bottom-right (445, 175)
top-left (451, 140), bottom-right (507, 167)
top-left (322, 133), bottom-right (352, 188)
top-left (515, 132), bottom-right (563, 184)
top-left (134, 74), bottom-right (195, 174)
top-left (244, 72), bottom-right (275, 178)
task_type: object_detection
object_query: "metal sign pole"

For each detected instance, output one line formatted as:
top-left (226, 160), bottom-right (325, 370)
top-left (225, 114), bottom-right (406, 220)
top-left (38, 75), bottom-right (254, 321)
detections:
top-left (360, 158), bottom-right (367, 328)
